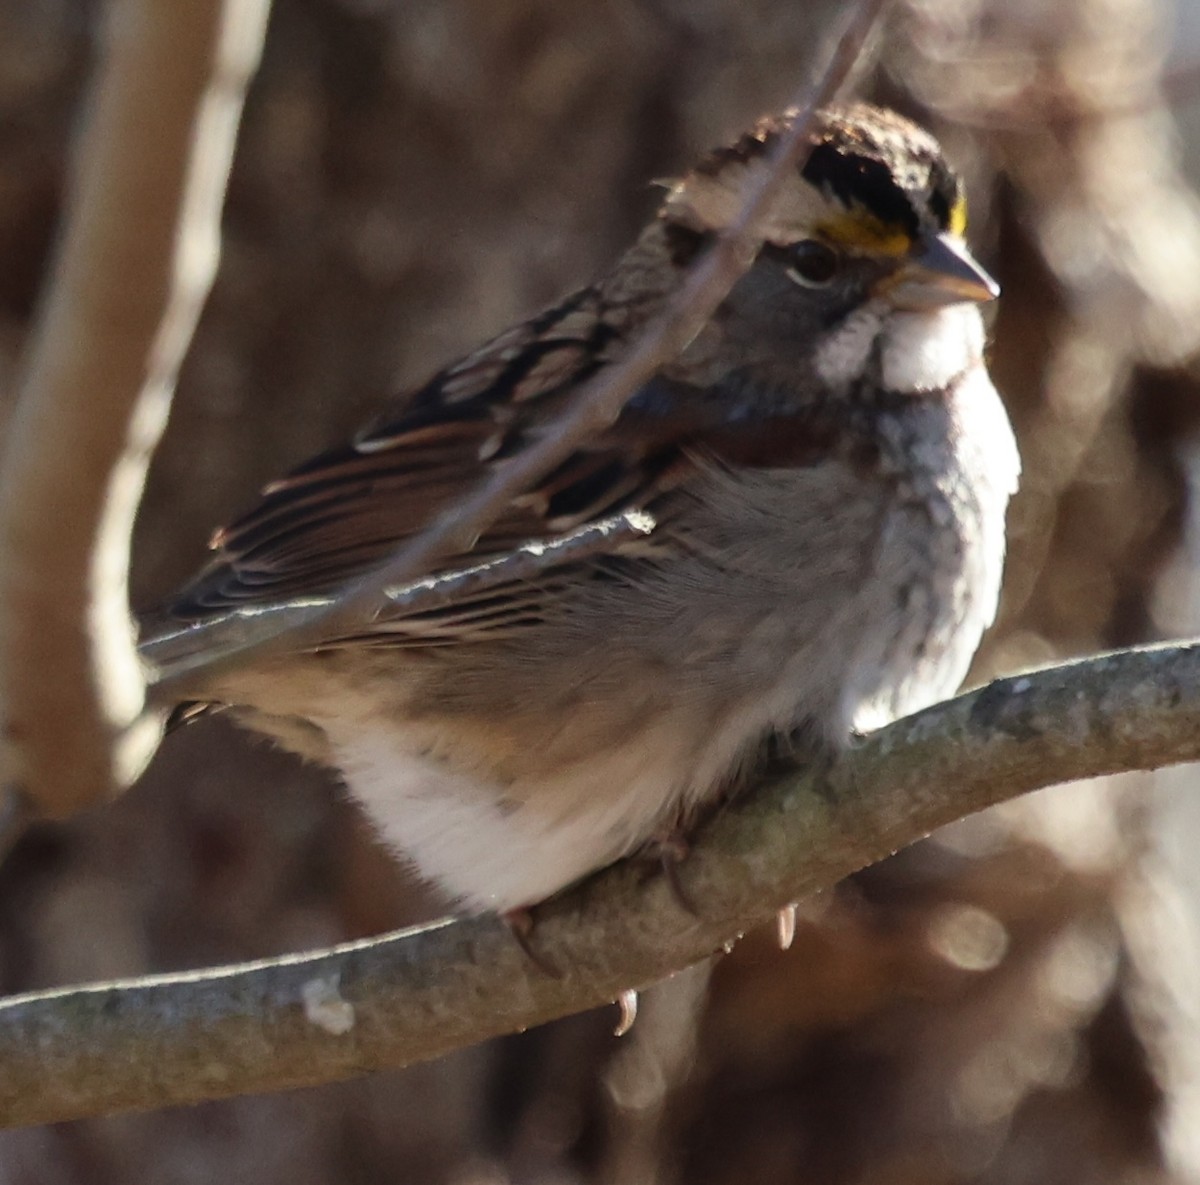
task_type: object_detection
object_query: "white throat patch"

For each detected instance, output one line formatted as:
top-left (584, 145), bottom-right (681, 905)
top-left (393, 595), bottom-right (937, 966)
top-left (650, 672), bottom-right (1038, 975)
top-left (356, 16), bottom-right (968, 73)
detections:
top-left (815, 302), bottom-right (986, 395)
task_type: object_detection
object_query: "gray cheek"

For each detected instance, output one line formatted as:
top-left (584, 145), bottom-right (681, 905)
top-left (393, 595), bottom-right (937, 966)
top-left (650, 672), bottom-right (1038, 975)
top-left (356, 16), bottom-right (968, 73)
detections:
top-left (721, 263), bottom-right (882, 377)
top-left (724, 265), bottom-right (835, 341)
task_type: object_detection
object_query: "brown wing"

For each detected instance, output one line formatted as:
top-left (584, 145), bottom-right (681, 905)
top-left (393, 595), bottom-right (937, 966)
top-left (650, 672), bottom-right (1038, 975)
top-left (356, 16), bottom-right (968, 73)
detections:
top-left (165, 266), bottom-right (855, 646)
top-left (168, 287), bottom-right (692, 630)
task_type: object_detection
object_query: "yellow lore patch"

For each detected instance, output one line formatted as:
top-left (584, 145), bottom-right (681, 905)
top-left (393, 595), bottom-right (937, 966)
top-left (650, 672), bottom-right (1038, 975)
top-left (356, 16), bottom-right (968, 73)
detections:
top-left (814, 193), bottom-right (969, 256)
top-left (817, 210), bottom-right (912, 257)
top-left (948, 196), bottom-right (968, 238)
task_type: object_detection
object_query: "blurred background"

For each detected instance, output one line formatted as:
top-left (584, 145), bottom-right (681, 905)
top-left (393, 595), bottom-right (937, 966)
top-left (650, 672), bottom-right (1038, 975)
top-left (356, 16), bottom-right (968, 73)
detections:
top-left (3, 0), bottom-right (1200, 1180)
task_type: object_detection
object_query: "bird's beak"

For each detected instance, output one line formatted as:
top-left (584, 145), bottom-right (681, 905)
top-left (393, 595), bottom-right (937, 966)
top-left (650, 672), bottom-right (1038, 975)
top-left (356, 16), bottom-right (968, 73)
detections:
top-left (880, 233), bottom-right (999, 311)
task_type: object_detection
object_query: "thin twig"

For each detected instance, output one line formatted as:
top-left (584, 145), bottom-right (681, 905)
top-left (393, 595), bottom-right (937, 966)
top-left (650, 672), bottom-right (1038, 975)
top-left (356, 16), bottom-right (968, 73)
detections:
top-left (0, 0), bottom-right (271, 815)
top-left (147, 0), bottom-right (889, 702)
top-left (141, 510), bottom-right (656, 670)
top-left (0, 641), bottom-right (1197, 1129)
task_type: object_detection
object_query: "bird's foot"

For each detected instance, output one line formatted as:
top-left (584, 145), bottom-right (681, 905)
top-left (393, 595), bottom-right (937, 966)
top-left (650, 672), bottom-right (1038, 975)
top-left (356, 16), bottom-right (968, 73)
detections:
top-left (502, 907), bottom-right (561, 978)
top-left (776, 902), bottom-right (798, 951)
top-left (639, 830), bottom-right (699, 916)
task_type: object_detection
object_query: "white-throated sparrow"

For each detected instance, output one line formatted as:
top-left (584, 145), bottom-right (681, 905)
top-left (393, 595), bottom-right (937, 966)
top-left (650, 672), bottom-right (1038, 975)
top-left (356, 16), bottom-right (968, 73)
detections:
top-left (145, 103), bottom-right (1020, 914)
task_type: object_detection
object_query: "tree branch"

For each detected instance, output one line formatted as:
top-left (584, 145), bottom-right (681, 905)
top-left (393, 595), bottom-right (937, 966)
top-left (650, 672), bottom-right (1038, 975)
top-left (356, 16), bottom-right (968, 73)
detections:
top-left (0, 642), bottom-right (1196, 1130)
top-left (139, 511), bottom-right (657, 669)
top-left (145, 0), bottom-right (889, 701)
top-left (0, 0), bottom-right (271, 816)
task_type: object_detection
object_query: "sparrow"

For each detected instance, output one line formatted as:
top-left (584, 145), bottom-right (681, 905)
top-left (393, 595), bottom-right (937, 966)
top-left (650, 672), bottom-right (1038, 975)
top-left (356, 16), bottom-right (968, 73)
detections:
top-left (143, 103), bottom-right (1020, 915)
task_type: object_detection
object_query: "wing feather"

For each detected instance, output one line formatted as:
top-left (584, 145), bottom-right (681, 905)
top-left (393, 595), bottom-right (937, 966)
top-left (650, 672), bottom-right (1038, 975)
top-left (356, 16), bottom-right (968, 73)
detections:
top-left (164, 273), bottom-right (846, 646)
top-left (168, 288), bottom-right (681, 631)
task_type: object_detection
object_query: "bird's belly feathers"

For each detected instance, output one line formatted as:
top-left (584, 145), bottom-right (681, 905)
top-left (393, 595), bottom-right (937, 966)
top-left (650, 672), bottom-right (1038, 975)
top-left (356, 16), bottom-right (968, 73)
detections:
top-left (225, 373), bottom-right (1018, 913)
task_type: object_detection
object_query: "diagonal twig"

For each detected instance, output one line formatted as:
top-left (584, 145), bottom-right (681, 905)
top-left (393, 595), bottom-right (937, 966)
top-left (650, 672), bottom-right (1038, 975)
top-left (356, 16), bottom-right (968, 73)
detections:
top-left (139, 510), bottom-right (657, 669)
top-left (146, 0), bottom-right (890, 702)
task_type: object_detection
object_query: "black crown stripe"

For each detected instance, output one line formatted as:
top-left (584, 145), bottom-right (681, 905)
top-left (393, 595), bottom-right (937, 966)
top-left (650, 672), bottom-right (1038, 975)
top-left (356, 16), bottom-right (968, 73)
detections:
top-left (800, 142), bottom-right (919, 237)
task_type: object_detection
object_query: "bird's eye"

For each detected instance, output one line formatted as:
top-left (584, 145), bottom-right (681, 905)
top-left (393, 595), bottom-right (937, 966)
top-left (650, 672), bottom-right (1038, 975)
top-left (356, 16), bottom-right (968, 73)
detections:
top-left (786, 240), bottom-right (839, 287)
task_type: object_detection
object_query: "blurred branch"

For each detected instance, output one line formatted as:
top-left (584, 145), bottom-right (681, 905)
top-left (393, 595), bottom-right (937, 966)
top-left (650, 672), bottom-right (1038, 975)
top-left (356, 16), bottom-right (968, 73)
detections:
top-left (598, 961), bottom-right (714, 1185)
top-left (0, 642), bottom-right (1198, 1129)
top-left (145, 0), bottom-right (888, 702)
top-left (938, 57), bottom-right (1200, 133)
top-left (0, 0), bottom-right (271, 816)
